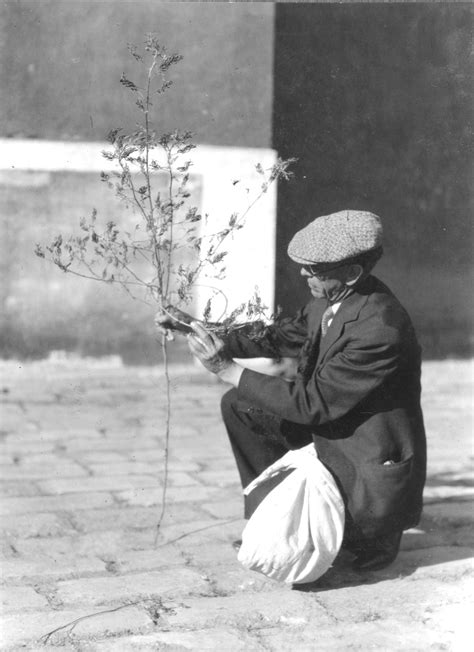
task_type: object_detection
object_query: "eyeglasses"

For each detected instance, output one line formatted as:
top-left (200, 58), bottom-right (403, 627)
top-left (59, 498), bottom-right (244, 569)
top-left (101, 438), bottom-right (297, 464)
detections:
top-left (302, 263), bottom-right (345, 278)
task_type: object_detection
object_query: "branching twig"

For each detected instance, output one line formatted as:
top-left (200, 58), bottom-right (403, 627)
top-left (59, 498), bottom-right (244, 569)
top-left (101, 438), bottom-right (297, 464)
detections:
top-left (38, 601), bottom-right (143, 645)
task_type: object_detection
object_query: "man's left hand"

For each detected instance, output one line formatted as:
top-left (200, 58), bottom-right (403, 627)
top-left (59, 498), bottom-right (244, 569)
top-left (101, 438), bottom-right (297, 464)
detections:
top-left (187, 322), bottom-right (232, 375)
top-left (188, 322), bottom-right (244, 387)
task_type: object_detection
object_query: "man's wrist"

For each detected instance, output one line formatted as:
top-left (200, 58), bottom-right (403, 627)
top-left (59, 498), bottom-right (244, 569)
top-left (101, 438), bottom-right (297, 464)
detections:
top-left (218, 361), bottom-right (244, 387)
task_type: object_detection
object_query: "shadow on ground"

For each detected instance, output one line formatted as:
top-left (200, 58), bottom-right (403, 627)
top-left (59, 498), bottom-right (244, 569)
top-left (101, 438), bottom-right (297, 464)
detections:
top-left (294, 466), bottom-right (473, 593)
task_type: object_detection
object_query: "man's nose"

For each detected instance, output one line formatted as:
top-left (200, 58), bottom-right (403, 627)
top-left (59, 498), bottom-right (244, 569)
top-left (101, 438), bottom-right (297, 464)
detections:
top-left (300, 267), bottom-right (310, 277)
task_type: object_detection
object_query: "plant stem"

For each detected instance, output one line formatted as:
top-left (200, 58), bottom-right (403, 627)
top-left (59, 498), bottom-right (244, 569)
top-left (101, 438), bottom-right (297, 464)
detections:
top-left (144, 58), bottom-right (157, 222)
top-left (154, 333), bottom-right (172, 546)
top-left (144, 59), bottom-right (164, 298)
top-left (164, 148), bottom-right (175, 298)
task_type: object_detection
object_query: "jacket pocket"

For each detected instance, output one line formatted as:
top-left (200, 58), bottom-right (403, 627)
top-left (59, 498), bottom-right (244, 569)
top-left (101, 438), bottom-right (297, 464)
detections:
top-left (351, 455), bottom-right (415, 530)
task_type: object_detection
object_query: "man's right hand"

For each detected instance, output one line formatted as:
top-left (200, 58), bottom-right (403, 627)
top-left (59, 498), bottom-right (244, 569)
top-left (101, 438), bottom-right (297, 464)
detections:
top-left (154, 305), bottom-right (196, 340)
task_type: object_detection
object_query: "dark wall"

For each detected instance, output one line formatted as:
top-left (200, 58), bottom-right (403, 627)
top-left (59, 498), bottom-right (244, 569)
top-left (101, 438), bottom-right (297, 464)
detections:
top-left (0, 0), bottom-right (274, 147)
top-left (273, 2), bottom-right (473, 358)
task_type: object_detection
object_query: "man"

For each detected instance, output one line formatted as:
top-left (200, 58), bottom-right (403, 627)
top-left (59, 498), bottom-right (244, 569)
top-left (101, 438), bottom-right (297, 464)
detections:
top-left (157, 210), bottom-right (426, 572)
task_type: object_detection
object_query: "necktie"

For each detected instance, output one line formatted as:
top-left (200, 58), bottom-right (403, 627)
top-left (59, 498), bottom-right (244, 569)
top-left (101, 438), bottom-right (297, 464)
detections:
top-left (321, 305), bottom-right (334, 337)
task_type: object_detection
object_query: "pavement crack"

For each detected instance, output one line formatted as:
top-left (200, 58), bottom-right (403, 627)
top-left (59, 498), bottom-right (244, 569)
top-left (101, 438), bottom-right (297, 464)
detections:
top-left (34, 583), bottom-right (63, 609)
top-left (63, 512), bottom-right (84, 534)
top-left (73, 458), bottom-right (95, 476)
top-left (143, 598), bottom-right (179, 627)
top-left (16, 400), bottom-right (28, 414)
top-left (8, 542), bottom-right (20, 556)
top-left (104, 559), bottom-right (120, 574)
top-left (311, 595), bottom-right (340, 624)
top-left (110, 491), bottom-right (128, 506)
top-left (238, 616), bottom-right (279, 651)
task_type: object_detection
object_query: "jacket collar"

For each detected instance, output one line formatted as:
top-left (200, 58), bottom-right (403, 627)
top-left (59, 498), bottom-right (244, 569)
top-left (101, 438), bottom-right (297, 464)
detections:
top-left (317, 276), bottom-right (374, 362)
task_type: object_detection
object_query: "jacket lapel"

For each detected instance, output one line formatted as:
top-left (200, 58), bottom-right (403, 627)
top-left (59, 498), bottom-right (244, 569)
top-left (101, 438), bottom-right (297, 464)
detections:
top-left (317, 280), bottom-right (372, 364)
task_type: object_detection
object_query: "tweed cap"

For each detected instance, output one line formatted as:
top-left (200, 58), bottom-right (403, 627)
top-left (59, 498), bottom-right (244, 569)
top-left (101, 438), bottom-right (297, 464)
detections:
top-left (287, 210), bottom-right (383, 265)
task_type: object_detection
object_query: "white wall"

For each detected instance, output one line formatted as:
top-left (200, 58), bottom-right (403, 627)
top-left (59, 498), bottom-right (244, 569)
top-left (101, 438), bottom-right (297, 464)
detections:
top-left (0, 139), bottom-right (277, 359)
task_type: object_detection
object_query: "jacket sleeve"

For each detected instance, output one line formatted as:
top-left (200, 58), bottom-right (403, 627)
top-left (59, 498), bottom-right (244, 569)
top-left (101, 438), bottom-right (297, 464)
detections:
top-left (236, 314), bottom-right (402, 425)
top-left (224, 305), bottom-right (309, 359)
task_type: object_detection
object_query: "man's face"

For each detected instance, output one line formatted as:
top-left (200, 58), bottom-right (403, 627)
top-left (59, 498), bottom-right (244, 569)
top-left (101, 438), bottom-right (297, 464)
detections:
top-left (300, 264), bottom-right (360, 301)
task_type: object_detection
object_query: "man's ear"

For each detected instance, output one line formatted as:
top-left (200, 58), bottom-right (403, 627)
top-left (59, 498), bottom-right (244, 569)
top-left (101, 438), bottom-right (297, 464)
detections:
top-left (345, 264), bottom-right (364, 286)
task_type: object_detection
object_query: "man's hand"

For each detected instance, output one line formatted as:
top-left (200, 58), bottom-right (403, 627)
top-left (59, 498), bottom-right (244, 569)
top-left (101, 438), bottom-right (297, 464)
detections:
top-left (154, 306), bottom-right (195, 340)
top-left (187, 322), bottom-right (230, 374)
top-left (188, 322), bottom-right (243, 387)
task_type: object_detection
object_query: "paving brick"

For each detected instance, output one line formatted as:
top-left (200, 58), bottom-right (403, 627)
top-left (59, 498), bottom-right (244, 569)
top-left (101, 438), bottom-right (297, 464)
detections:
top-left (70, 503), bottom-right (209, 534)
top-left (0, 543), bottom-right (16, 564)
top-left (15, 528), bottom-right (157, 560)
top-left (85, 461), bottom-right (161, 476)
top-left (0, 480), bottom-right (41, 497)
top-left (423, 501), bottom-right (474, 526)
top-left (128, 451), bottom-right (200, 471)
top-left (85, 629), bottom-right (260, 651)
top-left (64, 438), bottom-right (160, 452)
top-left (166, 444), bottom-right (230, 462)
top-left (162, 591), bottom-right (319, 631)
top-left (0, 454), bottom-right (16, 464)
top-left (401, 523), bottom-right (474, 551)
top-left (196, 469), bottom-right (241, 487)
top-left (0, 404), bottom-right (26, 431)
top-left (200, 500), bottom-right (243, 520)
top-left (0, 462), bottom-right (88, 480)
top-left (153, 518), bottom-right (230, 548)
top-left (38, 474), bottom-right (159, 495)
top-left (202, 454), bottom-right (239, 471)
top-left (8, 428), bottom-right (103, 442)
top-left (116, 484), bottom-right (222, 507)
top-left (0, 605), bottom-right (151, 648)
top-left (390, 547), bottom-right (474, 581)
top-left (0, 440), bottom-right (57, 454)
top-left (68, 604), bottom-right (152, 639)
top-left (73, 451), bottom-right (129, 463)
top-left (150, 630), bottom-right (262, 651)
top-left (256, 619), bottom-right (453, 652)
top-left (0, 452), bottom-right (73, 465)
top-left (135, 422), bottom-right (200, 436)
top-left (424, 485), bottom-right (474, 501)
top-left (311, 575), bottom-right (469, 626)
top-left (0, 492), bottom-right (115, 516)
top-left (0, 585), bottom-right (49, 611)
top-left (102, 548), bottom-right (185, 574)
top-left (179, 540), bottom-right (243, 567)
top-left (0, 555), bottom-right (105, 580)
top-left (55, 568), bottom-right (209, 606)
top-left (207, 563), bottom-right (274, 596)
top-left (166, 471), bottom-right (201, 487)
top-left (0, 512), bottom-right (75, 538)
top-left (71, 506), bottom-right (158, 532)
top-left (158, 502), bottom-right (210, 524)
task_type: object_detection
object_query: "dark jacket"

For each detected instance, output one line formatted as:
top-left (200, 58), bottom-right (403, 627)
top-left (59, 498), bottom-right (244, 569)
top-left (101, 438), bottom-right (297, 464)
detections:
top-left (226, 275), bottom-right (427, 539)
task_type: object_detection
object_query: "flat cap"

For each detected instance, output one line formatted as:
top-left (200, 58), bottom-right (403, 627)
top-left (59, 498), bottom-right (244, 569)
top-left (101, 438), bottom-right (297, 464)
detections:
top-left (287, 210), bottom-right (383, 265)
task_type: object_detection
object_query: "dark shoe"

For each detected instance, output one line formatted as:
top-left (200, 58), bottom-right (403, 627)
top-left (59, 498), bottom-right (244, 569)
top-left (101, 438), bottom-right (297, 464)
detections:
top-left (351, 530), bottom-right (403, 572)
top-left (232, 539), bottom-right (242, 552)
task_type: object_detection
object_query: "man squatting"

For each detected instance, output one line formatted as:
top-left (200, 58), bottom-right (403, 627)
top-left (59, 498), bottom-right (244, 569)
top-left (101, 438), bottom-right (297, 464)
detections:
top-left (156, 210), bottom-right (427, 572)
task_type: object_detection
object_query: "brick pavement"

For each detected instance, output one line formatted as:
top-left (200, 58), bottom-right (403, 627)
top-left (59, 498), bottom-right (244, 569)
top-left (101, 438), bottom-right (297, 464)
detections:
top-left (0, 358), bottom-right (472, 650)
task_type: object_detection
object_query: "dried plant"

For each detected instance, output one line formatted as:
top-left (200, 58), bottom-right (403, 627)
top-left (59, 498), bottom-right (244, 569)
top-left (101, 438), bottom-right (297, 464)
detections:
top-left (36, 34), bottom-right (295, 540)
